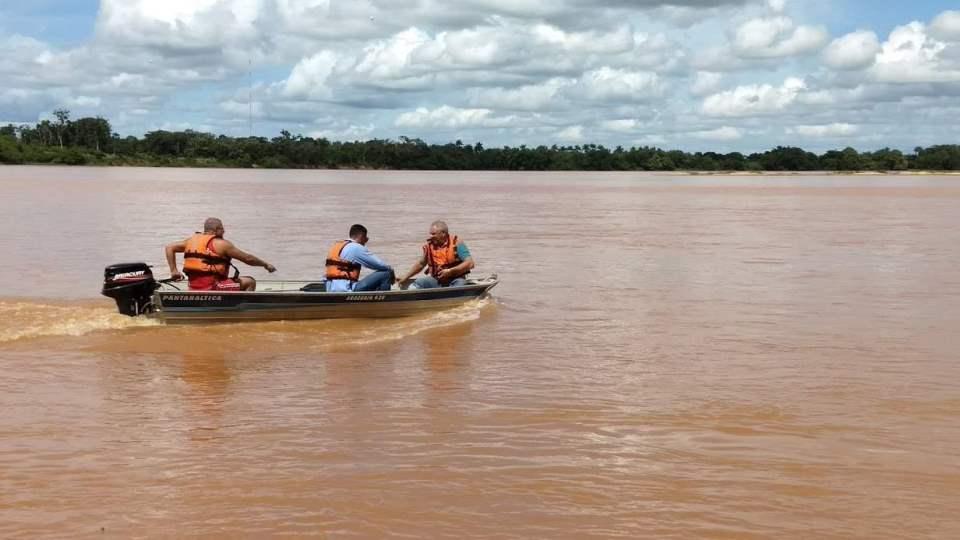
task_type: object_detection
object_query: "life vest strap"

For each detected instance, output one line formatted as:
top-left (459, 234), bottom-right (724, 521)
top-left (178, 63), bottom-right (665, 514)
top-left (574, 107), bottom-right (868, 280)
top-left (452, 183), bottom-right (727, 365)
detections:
top-left (184, 252), bottom-right (230, 264)
top-left (325, 258), bottom-right (361, 271)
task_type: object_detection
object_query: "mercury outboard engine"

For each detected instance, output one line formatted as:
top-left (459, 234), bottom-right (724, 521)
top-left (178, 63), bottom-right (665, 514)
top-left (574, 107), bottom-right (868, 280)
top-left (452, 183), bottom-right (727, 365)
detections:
top-left (101, 263), bottom-right (158, 316)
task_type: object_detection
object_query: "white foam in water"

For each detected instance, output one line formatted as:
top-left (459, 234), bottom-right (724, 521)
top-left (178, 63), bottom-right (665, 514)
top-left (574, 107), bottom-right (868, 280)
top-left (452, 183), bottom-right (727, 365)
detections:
top-left (0, 297), bottom-right (494, 348)
top-left (336, 297), bottom-right (492, 348)
top-left (246, 297), bottom-right (495, 352)
top-left (0, 301), bottom-right (160, 344)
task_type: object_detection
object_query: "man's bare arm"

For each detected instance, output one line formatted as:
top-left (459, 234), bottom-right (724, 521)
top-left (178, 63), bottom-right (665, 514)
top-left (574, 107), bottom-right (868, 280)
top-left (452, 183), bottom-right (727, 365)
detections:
top-left (164, 240), bottom-right (187, 279)
top-left (219, 241), bottom-right (276, 272)
top-left (396, 254), bottom-right (427, 283)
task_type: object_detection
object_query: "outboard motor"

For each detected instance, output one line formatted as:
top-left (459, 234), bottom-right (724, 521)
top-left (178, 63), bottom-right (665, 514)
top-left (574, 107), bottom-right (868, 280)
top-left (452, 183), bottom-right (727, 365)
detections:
top-left (101, 263), bottom-right (158, 316)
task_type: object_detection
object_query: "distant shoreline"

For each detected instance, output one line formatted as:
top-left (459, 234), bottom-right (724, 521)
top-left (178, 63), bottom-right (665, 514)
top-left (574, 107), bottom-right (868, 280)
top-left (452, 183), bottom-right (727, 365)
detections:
top-left (681, 169), bottom-right (960, 176)
top-left (4, 115), bottom-right (960, 173)
top-left (4, 162), bottom-right (960, 176)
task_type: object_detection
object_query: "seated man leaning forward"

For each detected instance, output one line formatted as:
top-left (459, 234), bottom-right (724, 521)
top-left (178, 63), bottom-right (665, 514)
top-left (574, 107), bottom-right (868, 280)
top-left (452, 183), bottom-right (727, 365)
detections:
top-left (325, 224), bottom-right (395, 292)
top-left (396, 220), bottom-right (474, 289)
top-left (165, 217), bottom-right (276, 291)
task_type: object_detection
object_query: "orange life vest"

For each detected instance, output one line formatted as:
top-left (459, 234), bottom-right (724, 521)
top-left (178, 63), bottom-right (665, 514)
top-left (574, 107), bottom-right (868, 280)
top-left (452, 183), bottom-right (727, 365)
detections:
top-left (183, 233), bottom-right (230, 278)
top-left (423, 235), bottom-right (467, 281)
top-left (325, 240), bottom-right (361, 281)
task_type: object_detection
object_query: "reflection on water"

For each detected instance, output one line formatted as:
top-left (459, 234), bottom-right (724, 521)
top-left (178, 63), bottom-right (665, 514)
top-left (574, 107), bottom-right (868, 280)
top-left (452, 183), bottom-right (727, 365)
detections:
top-left (2, 168), bottom-right (960, 538)
top-left (423, 322), bottom-right (475, 395)
top-left (179, 353), bottom-right (233, 439)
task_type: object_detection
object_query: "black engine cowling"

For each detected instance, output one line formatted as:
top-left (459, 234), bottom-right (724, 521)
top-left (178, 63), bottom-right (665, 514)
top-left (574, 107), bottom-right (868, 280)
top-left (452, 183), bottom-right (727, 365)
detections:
top-left (102, 263), bottom-right (158, 316)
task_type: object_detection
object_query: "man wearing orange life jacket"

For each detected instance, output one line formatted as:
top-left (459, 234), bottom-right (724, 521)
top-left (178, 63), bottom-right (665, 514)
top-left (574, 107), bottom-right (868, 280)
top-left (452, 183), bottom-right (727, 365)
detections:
top-left (396, 220), bottom-right (474, 289)
top-left (164, 217), bottom-right (276, 291)
top-left (325, 224), bottom-right (395, 292)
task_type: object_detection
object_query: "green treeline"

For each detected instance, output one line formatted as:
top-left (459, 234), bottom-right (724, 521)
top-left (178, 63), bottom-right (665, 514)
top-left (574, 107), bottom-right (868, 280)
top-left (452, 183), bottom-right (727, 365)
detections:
top-left (3, 110), bottom-right (960, 171)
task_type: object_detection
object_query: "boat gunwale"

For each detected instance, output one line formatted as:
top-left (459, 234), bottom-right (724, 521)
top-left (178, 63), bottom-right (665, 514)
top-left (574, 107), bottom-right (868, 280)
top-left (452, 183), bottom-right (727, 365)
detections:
top-left (155, 275), bottom-right (499, 298)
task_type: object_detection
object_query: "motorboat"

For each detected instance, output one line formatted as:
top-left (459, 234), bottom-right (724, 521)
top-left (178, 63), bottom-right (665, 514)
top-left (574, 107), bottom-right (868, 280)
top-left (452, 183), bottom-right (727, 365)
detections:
top-left (101, 262), bottom-right (499, 323)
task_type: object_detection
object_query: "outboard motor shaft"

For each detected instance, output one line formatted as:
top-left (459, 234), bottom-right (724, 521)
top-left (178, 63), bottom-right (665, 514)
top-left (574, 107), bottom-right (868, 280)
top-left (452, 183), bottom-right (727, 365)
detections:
top-left (101, 263), bottom-right (158, 316)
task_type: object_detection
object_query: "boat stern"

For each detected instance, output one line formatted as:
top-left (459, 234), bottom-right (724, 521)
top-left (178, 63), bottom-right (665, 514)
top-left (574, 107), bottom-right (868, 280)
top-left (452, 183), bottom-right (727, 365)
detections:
top-left (101, 262), bottom-right (158, 316)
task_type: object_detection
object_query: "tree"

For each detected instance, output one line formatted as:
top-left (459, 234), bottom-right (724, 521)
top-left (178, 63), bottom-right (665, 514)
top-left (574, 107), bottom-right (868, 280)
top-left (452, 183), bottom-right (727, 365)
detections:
top-left (838, 147), bottom-right (864, 171)
top-left (53, 109), bottom-right (70, 149)
top-left (70, 117), bottom-right (112, 152)
top-left (915, 145), bottom-right (960, 170)
top-left (870, 148), bottom-right (908, 171)
top-left (757, 146), bottom-right (819, 170)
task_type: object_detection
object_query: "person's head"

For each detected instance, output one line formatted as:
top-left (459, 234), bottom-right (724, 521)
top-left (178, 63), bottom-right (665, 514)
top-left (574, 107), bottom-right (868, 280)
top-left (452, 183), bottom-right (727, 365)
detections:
top-left (428, 220), bottom-right (449, 246)
top-left (203, 217), bottom-right (225, 238)
top-left (349, 223), bottom-right (369, 245)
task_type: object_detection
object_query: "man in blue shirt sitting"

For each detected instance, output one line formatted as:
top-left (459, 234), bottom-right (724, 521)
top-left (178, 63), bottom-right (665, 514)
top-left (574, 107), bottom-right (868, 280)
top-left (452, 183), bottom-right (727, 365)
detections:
top-left (325, 224), bottom-right (395, 292)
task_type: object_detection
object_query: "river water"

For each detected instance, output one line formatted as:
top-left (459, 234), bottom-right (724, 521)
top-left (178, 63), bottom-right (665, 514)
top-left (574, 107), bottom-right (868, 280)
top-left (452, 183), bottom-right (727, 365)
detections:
top-left (1, 166), bottom-right (958, 538)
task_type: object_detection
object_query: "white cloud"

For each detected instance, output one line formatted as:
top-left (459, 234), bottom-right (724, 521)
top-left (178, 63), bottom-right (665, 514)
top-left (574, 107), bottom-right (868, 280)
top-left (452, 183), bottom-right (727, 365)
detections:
top-left (0, 88), bottom-right (43, 109)
top-left (468, 79), bottom-right (570, 111)
top-left (787, 123), bottom-right (859, 137)
top-left (690, 71), bottom-right (723, 96)
top-left (271, 20), bottom-right (684, 102)
top-left (872, 22), bottom-right (960, 83)
top-left (96, 0), bottom-right (261, 60)
top-left (6, 0), bottom-right (960, 152)
top-left (692, 126), bottom-right (742, 140)
top-left (272, 0), bottom-right (382, 41)
top-left (599, 119), bottom-right (640, 132)
top-left (557, 125), bottom-right (585, 142)
top-left (732, 16), bottom-right (829, 59)
top-left (283, 51), bottom-right (339, 100)
top-left (531, 23), bottom-right (634, 54)
top-left (633, 134), bottom-right (667, 146)
top-left (220, 99), bottom-right (265, 118)
top-left (767, 0), bottom-right (787, 14)
top-left (577, 67), bottom-right (663, 102)
top-left (352, 28), bottom-right (442, 84)
top-left (395, 105), bottom-right (516, 128)
top-left (309, 124), bottom-right (376, 141)
top-left (67, 96), bottom-right (102, 107)
top-left (651, 6), bottom-right (723, 27)
top-left (823, 30), bottom-right (880, 70)
top-left (702, 77), bottom-right (806, 117)
top-left (930, 10), bottom-right (960, 41)
top-left (614, 32), bottom-right (686, 73)
top-left (108, 73), bottom-right (149, 91)
top-left (690, 45), bottom-right (748, 72)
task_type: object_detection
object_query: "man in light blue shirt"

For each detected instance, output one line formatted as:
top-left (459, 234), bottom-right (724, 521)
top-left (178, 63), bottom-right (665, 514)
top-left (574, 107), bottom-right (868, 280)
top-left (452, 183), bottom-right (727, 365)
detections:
top-left (325, 224), bottom-right (394, 292)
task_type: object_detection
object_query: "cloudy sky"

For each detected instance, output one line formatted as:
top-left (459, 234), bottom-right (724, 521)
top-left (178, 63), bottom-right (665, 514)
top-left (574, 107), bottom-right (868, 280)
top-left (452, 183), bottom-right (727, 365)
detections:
top-left (2, 0), bottom-right (959, 152)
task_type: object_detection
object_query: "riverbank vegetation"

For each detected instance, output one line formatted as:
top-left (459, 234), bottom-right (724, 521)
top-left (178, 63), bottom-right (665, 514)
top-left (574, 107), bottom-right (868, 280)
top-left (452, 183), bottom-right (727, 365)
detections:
top-left (3, 111), bottom-right (960, 171)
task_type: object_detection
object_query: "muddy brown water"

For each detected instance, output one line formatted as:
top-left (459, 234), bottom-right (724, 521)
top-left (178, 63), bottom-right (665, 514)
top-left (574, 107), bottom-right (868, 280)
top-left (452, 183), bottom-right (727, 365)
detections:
top-left (1, 166), bottom-right (958, 538)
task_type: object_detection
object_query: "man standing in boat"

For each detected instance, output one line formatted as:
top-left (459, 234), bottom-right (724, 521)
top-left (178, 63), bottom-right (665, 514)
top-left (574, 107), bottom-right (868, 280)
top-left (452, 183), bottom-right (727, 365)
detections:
top-left (325, 224), bottom-right (395, 292)
top-left (396, 220), bottom-right (474, 289)
top-left (165, 217), bottom-right (276, 291)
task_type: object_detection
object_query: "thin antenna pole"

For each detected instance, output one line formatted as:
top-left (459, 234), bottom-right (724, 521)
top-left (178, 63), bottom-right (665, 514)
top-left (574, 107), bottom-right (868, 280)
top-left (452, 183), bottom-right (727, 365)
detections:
top-left (248, 58), bottom-right (253, 137)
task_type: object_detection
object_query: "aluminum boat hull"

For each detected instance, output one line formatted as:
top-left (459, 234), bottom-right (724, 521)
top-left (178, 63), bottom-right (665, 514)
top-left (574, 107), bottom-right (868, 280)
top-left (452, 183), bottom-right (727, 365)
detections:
top-left (150, 275), bottom-right (498, 323)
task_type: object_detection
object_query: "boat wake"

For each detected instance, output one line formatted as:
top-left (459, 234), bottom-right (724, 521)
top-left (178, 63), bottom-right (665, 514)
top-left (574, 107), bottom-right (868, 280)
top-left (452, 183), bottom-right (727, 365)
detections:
top-left (310, 296), bottom-right (493, 350)
top-left (212, 297), bottom-right (495, 354)
top-left (0, 297), bottom-right (494, 351)
top-left (0, 301), bottom-right (160, 344)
